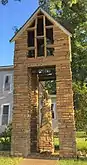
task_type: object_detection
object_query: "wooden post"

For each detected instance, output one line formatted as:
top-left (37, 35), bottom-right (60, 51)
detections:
top-left (43, 16), bottom-right (46, 57)
top-left (35, 18), bottom-right (37, 58)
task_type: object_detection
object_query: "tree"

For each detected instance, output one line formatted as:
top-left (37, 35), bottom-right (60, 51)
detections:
top-left (73, 82), bottom-right (87, 131)
top-left (39, 0), bottom-right (87, 86)
top-left (39, 0), bottom-right (87, 132)
top-left (0, 0), bottom-right (21, 5)
top-left (45, 80), bottom-right (56, 94)
top-left (39, 0), bottom-right (87, 84)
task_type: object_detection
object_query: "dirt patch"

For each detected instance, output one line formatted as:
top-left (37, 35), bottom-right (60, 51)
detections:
top-left (19, 158), bottom-right (58, 165)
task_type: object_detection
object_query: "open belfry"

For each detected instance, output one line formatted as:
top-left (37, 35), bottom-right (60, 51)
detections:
top-left (10, 7), bottom-right (76, 158)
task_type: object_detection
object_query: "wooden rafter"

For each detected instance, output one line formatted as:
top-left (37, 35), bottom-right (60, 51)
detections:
top-left (43, 16), bottom-right (47, 57)
top-left (35, 18), bottom-right (37, 58)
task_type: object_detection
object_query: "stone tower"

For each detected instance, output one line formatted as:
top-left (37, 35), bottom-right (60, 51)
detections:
top-left (10, 7), bottom-right (76, 158)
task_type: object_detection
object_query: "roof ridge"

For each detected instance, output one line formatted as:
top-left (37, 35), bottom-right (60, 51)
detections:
top-left (10, 6), bottom-right (72, 42)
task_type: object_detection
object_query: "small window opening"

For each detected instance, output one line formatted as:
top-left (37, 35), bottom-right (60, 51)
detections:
top-left (51, 104), bottom-right (54, 119)
top-left (45, 17), bottom-right (53, 26)
top-left (37, 39), bottom-right (44, 57)
top-left (46, 28), bottom-right (54, 44)
top-left (29, 20), bottom-right (35, 27)
top-left (37, 18), bottom-right (44, 36)
top-left (28, 30), bottom-right (34, 47)
top-left (4, 75), bottom-right (11, 91)
top-left (47, 48), bottom-right (54, 56)
top-left (2, 105), bottom-right (9, 125)
top-left (28, 50), bottom-right (35, 58)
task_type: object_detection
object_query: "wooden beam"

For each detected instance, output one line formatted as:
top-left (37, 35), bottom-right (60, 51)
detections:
top-left (27, 47), bottom-right (35, 50)
top-left (46, 25), bottom-right (54, 29)
top-left (27, 27), bottom-right (36, 31)
top-left (39, 76), bottom-right (56, 81)
top-left (43, 16), bottom-right (46, 57)
top-left (35, 18), bottom-right (37, 58)
top-left (68, 36), bottom-right (72, 61)
top-left (36, 15), bottom-right (43, 18)
top-left (36, 35), bottom-right (44, 39)
top-left (46, 44), bottom-right (55, 48)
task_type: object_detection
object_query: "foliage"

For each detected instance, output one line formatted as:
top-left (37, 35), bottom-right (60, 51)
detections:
top-left (39, 0), bottom-right (87, 132)
top-left (0, 157), bottom-right (22, 165)
top-left (59, 160), bottom-right (87, 165)
top-left (0, 123), bottom-right (12, 151)
top-left (54, 136), bottom-right (87, 152)
top-left (45, 80), bottom-right (56, 94)
top-left (0, 137), bottom-right (11, 151)
top-left (53, 137), bottom-right (59, 151)
top-left (76, 138), bottom-right (87, 151)
top-left (0, 0), bottom-right (21, 5)
top-left (0, 123), bottom-right (12, 140)
top-left (76, 132), bottom-right (87, 138)
top-left (39, 0), bottom-right (87, 84)
top-left (73, 83), bottom-right (87, 132)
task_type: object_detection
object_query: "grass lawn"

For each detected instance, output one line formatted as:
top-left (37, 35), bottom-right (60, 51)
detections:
top-left (77, 138), bottom-right (87, 151)
top-left (54, 137), bottom-right (87, 151)
top-left (58, 160), bottom-right (87, 165)
top-left (0, 158), bottom-right (87, 165)
top-left (0, 157), bottom-right (22, 165)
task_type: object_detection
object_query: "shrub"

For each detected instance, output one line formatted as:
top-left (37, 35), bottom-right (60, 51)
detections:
top-left (0, 123), bottom-right (12, 151)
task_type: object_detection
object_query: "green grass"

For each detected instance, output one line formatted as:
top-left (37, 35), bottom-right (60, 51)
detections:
top-left (76, 132), bottom-right (87, 138)
top-left (58, 160), bottom-right (87, 165)
top-left (54, 138), bottom-right (59, 147)
top-left (0, 157), bottom-right (22, 165)
top-left (0, 158), bottom-right (87, 165)
top-left (54, 137), bottom-right (87, 151)
top-left (76, 138), bottom-right (87, 151)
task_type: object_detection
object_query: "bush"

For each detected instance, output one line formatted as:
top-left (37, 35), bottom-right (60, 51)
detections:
top-left (0, 123), bottom-right (12, 151)
top-left (73, 83), bottom-right (87, 134)
top-left (0, 123), bottom-right (12, 138)
top-left (76, 132), bottom-right (87, 138)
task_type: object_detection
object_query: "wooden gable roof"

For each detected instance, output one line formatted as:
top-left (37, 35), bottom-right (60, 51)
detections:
top-left (10, 7), bottom-right (72, 42)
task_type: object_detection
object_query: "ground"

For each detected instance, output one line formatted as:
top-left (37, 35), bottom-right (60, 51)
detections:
top-left (0, 157), bottom-right (22, 165)
top-left (59, 160), bottom-right (87, 165)
top-left (19, 159), bottom-right (87, 165)
top-left (0, 157), bottom-right (87, 165)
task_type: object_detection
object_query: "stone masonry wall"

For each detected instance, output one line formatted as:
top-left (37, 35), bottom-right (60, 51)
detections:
top-left (56, 64), bottom-right (76, 158)
top-left (54, 27), bottom-right (76, 158)
top-left (30, 73), bottom-right (39, 153)
top-left (11, 31), bottom-right (31, 157)
top-left (11, 64), bottom-right (30, 157)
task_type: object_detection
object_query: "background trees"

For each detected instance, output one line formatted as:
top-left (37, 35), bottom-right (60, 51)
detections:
top-left (39, 0), bottom-right (87, 131)
top-left (0, 0), bottom-right (21, 5)
top-left (39, 0), bottom-right (87, 83)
